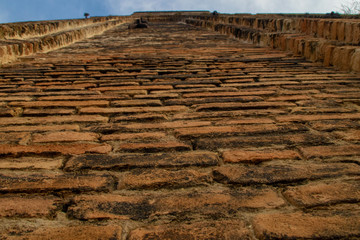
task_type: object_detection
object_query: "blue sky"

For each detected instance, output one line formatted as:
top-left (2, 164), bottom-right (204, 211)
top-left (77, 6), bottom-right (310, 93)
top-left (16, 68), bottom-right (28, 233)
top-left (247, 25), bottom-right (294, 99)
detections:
top-left (0, 0), bottom-right (344, 23)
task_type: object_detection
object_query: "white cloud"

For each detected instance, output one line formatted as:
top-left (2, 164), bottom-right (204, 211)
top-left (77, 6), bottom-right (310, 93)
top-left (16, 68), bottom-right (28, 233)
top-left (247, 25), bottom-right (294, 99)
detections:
top-left (105, 0), bottom-right (344, 15)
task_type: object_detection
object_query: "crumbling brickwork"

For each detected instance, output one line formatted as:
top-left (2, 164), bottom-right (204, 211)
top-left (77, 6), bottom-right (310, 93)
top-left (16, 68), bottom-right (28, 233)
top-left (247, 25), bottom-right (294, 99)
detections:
top-left (0, 13), bottom-right (360, 239)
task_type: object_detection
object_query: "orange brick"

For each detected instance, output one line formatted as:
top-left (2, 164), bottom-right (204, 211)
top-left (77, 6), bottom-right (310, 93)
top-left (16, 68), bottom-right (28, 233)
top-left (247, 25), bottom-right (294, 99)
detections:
top-left (91, 85), bottom-right (173, 91)
top-left (223, 148), bottom-right (300, 163)
top-left (115, 141), bottom-right (191, 153)
top-left (68, 187), bottom-right (285, 220)
top-left (118, 169), bottom-right (211, 190)
top-left (267, 95), bottom-right (311, 101)
top-left (0, 115), bottom-right (108, 125)
top-left (182, 90), bottom-right (275, 98)
top-left (213, 162), bottom-right (360, 185)
top-left (121, 120), bottom-right (212, 130)
top-left (309, 120), bottom-right (360, 131)
top-left (283, 177), bottom-right (360, 207)
top-left (0, 196), bottom-right (59, 218)
top-left (0, 143), bottom-right (112, 155)
top-left (195, 101), bottom-right (296, 111)
top-left (276, 113), bottom-right (360, 122)
top-left (23, 108), bottom-right (76, 116)
top-left (334, 129), bottom-right (360, 141)
top-left (9, 100), bottom-right (109, 108)
top-left (253, 211), bottom-right (360, 239)
top-left (0, 172), bottom-right (114, 193)
top-left (112, 99), bottom-right (162, 107)
top-left (101, 132), bottom-right (166, 141)
top-left (18, 225), bottom-right (122, 240)
top-left (79, 106), bottom-right (188, 114)
top-left (215, 117), bottom-right (274, 125)
top-left (195, 133), bottom-right (330, 150)
top-left (128, 220), bottom-right (251, 240)
top-left (0, 124), bottom-right (80, 132)
top-left (0, 132), bottom-right (29, 143)
top-left (0, 156), bottom-right (63, 170)
top-left (175, 124), bottom-right (304, 139)
top-left (64, 151), bottom-right (219, 171)
top-left (164, 96), bottom-right (263, 106)
top-left (113, 113), bottom-right (167, 122)
top-left (32, 131), bottom-right (99, 143)
top-left (300, 144), bottom-right (360, 159)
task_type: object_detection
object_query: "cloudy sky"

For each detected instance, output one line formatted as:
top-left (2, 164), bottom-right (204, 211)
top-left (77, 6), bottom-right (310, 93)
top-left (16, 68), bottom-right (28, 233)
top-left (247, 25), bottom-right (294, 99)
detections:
top-left (0, 0), bottom-right (345, 23)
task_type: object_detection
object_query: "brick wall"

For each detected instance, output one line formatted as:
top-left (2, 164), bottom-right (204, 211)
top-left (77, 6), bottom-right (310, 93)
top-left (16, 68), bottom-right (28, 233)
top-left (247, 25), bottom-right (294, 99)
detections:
top-left (0, 16), bottom-right (133, 65)
top-left (183, 14), bottom-right (360, 72)
top-left (1, 13), bottom-right (359, 72)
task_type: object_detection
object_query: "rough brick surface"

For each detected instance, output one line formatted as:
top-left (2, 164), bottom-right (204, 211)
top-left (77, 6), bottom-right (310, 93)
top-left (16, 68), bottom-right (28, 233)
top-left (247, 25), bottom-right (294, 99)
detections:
top-left (128, 220), bottom-right (253, 240)
top-left (0, 15), bottom-right (359, 239)
top-left (0, 196), bottom-right (59, 218)
top-left (253, 211), bottom-right (360, 239)
top-left (13, 225), bottom-right (123, 240)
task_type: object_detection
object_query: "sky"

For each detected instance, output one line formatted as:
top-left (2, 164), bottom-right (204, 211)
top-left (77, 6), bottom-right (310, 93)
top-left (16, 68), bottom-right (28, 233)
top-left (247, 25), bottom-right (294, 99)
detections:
top-left (0, 0), bottom-right (345, 23)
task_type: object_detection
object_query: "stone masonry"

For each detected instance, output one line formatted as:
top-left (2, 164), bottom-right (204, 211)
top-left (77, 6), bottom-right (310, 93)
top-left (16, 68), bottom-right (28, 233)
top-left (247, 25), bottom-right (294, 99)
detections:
top-left (0, 12), bottom-right (360, 239)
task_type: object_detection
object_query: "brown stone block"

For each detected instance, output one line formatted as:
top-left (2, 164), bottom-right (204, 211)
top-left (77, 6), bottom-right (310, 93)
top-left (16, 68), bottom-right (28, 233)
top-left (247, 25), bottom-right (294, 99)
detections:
top-left (128, 220), bottom-right (252, 240)
top-left (23, 108), bottom-right (76, 116)
top-left (195, 133), bottom-right (330, 150)
top-left (217, 118), bottom-right (275, 125)
top-left (300, 144), bottom-right (360, 159)
top-left (337, 21), bottom-right (345, 41)
top-left (32, 131), bottom-right (99, 143)
top-left (0, 196), bottom-right (60, 218)
top-left (283, 177), bottom-right (360, 208)
top-left (68, 194), bottom-right (150, 220)
top-left (0, 124), bottom-right (80, 133)
top-left (112, 99), bottom-right (162, 107)
top-left (0, 115), bottom-right (108, 125)
top-left (344, 22), bottom-right (354, 43)
top-left (309, 120), bottom-right (360, 131)
top-left (101, 132), bottom-right (166, 141)
top-left (0, 172), bottom-right (114, 193)
top-left (276, 113), bottom-right (360, 122)
top-left (334, 129), bottom-right (360, 141)
top-left (115, 141), bottom-right (192, 153)
top-left (223, 148), bottom-right (300, 164)
top-left (330, 21), bottom-right (337, 40)
top-left (350, 48), bottom-right (360, 72)
top-left (0, 132), bottom-right (29, 144)
top-left (0, 143), bottom-right (112, 155)
top-left (267, 94), bottom-right (311, 101)
top-left (213, 162), bottom-right (360, 185)
top-left (165, 96), bottom-right (264, 106)
top-left (194, 101), bottom-right (296, 112)
top-left (118, 168), bottom-right (211, 190)
top-left (9, 100), bottom-right (109, 108)
top-left (113, 113), bottom-right (167, 122)
top-left (91, 85), bottom-right (173, 91)
top-left (323, 44), bottom-right (335, 66)
top-left (68, 187), bottom-right (285, 220)
top-left (0, 156), bottom-right (63, 170)
top-left (79, 106), bottom-right (188, 114)
top-left (119, 120), bottom-right (212, 131)
top-left (253, 211), bottom-right (360, 239)
top-left (175, 124), bottom-right (305, 139)
top-left (182, 90), bottom-right (275, 98)
top-left (64, 151), bottom-right (219, 171)
top-left (353, 23), bottom-right (360, 44)
top-left (19, 225), bottom-right (122, 240)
